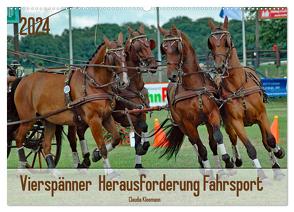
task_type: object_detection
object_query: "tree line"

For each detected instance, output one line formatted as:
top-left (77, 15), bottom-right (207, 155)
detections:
top-left (7, 15), bottom-right (287, 68)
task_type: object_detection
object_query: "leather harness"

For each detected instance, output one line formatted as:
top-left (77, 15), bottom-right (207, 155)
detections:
top-left (219, 68), bottom-right (267, 111)
top-left (167, 82), bottom-right (218, 112)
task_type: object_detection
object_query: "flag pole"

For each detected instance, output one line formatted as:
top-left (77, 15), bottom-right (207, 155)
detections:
top-left (241, 8), bottom-right (246, 66)
top-left (68, 7), bottom-right (73, 65)
top-left (156, 7), bottom-right (162, 82)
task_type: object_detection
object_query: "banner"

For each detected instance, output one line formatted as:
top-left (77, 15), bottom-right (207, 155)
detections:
top-left (145, 79), bottom-right (287, 106)
top-left (259, 8), bottom-right (287, 19)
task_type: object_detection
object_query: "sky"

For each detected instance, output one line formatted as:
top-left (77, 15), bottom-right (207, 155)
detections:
top-left (7, 7), bottom-right (224, 36)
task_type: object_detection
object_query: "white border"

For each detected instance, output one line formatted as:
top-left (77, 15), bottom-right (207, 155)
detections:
top-left (0, 0), bottom-right (292, 211)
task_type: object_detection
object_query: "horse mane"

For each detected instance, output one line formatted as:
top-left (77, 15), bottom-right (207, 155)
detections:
top-left (86, 42), bottom-right (105, 65)
top-left (177, 30), bottom-right (205, 84)
top-left (179, 31), bottom-right (200, 67)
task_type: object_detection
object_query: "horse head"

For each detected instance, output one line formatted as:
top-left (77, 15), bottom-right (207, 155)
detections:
top-left (159, 25), bottom-right (194, 83)
top-left (125, 24), bottom-right (157, 73)
top-left (103, 33), bottom-right (129, 89)
top-left (208, 16), bottom-right (234, 87)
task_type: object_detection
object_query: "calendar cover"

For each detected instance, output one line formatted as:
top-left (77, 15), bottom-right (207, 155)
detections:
top-left (6, 6), bottom-right (287, 206)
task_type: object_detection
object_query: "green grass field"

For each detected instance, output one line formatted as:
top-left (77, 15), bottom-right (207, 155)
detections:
top-left (7, 98), bottom-right (287, 169)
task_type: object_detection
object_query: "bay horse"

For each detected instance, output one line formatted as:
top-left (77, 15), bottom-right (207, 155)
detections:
top-left (65, 25), bottom-right (158, 169)
top-left (13, 33), bottom-right (129, 176)
top-left (158, 25), bottom-right (234, 170)
top-left (207, 17), bottom-right (285, 179)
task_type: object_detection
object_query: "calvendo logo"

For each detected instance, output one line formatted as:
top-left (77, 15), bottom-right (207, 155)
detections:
top-left (145, 83), bottom-right (168, 106)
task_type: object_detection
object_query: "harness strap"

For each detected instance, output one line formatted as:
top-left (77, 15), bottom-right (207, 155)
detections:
top-left (172, 87), bottom-right (217, 105)
top-left (64, 67), bottom-right (84, 123)
top-left (8, 93), bottom-right (114, 126)
top-left (221, 86), bottom-right (263, 106)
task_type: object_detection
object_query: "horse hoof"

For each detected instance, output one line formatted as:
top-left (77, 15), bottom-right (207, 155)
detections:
top-left (135, 164), bottom-right (144, 169)
top-left (272, 163), bottom-right (280, 169)
top-left (83, 153), bottom-right (91, 167)
top-left (92, 149), bottom-right (102, 162)
top-left (77, 163), bottom-right (88, 169)
top-left (45, 154), bottom-right (55, 168)
top-left (235, 158), bottom-right (243, 167)
top-left (274, 147), bottom-right (285, 159)
top-left (136, 142), bottom-right (150, 156)
top-left (225, 159), bottom-right (234, 169)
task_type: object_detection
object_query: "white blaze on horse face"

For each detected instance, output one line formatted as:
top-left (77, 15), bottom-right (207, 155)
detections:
top-left (122, 71), bottom-right (129, 85)
top-left (214, 74), bottom-right (222, 88)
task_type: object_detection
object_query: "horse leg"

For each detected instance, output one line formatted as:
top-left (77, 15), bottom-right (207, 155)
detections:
top-left (92, 116), bottom-right (121, 163)
top-left (259, 112), bottom-right (285, 159)
top-left (230, 118), bottom-right (267, 179)
top-left (76, 125), bottom-right (91, 168)
top-left (88, 116), bottom-right (114, 176)
top-left (67, 126), bottom-right (80, 168)
top-left (43, 122), bottom-right (56, 168)
top-left (188, 138), bottom-right (204, 168)
top-left (15, 122), bottom-right (34, 168)
top-left (205, 124), bottom-right (221, 169)
top-left (134, 117), bottom-right (150, 169)
top-left (182, 121), bottom-right (211, 170)
top-left (225, 123), bottom-right (243, 167)
top-left (258, 115), bottom-right (284, 180)
top-left (207, 111), bottom-right (234, 168)
top-left (194, 138), bottom-right (213, 177)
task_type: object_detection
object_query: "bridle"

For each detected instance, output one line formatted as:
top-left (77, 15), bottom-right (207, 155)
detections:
top-left (85, 45), bottom-right (128, 90)
top-left (208, 29), bottom-right (234, 78)
top-left (128, 34), bottom-right (155, 69)
top-left (161, 35), bottom-right (185, 84)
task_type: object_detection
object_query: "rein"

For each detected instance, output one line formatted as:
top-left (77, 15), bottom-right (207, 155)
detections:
top-left (7, 49), bottom-right (158, 73)
top-left (208, 29), bottom-right (234, 77)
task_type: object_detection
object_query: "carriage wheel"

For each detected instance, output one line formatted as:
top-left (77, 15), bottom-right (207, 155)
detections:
top-left (8, 124), bottom-right (62, 168)
top-left (24, 124), bottom-right (62, 168)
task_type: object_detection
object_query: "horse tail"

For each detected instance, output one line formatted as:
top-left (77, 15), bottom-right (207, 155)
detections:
top-left (158, 125), bottom-right (185, 160)
top-left (7, 78), bottom-right (23, 138)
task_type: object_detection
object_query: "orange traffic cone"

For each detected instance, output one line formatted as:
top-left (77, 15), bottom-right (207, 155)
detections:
top-left (153, 118), bottom-right (169, 147)
top-left (271, 115), bottom-right (280, 144)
